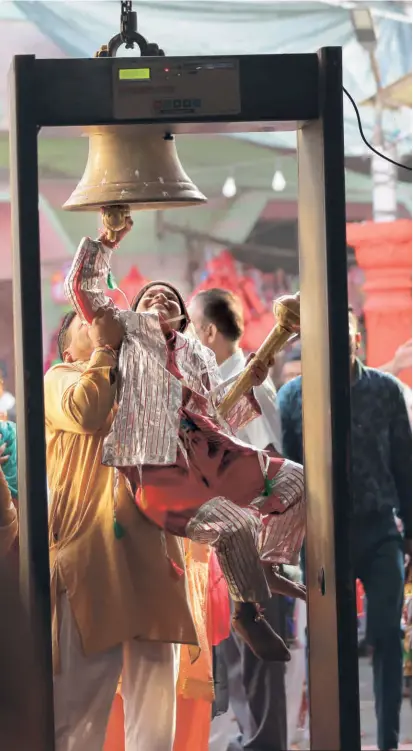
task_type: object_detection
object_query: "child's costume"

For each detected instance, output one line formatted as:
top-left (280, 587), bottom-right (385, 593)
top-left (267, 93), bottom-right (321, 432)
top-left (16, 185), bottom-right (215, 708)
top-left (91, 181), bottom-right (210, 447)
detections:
top-left (65, 237), bottom-right (305, 607)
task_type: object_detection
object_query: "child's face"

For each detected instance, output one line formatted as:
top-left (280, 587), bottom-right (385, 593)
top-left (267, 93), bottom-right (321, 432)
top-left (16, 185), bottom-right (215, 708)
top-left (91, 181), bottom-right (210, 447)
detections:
top-left (136, 285), bottom-right (182, 329)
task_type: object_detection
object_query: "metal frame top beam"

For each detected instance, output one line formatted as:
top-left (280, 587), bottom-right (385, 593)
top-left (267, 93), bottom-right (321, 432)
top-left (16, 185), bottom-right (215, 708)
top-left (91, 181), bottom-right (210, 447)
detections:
top-left (28, 53), bottom-right (319, 128)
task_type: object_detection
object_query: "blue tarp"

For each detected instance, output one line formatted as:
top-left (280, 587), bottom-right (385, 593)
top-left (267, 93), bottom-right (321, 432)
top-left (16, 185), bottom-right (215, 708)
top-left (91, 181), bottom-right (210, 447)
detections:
top-left (2, 0), bottom-right (412, 155)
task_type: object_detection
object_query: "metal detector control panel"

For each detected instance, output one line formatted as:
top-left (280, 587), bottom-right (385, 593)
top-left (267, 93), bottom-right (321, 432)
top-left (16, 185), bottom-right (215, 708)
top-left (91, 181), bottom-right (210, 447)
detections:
top-left (113, 57), bottom-right (241, 120)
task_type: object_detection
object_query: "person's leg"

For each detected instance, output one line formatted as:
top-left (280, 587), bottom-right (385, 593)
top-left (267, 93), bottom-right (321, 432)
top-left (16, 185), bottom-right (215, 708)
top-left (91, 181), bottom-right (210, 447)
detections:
top-left (259, 491), bottom-right (306, 569)
top-left (225, 595), bottom-right (288, 751)
top-left (359, 539), bottom-right (404, 751)
top-left (214, 452), bottom-right (305, 518)
top-left (186, 498), bottom-right (290, 662)
top-left (285, 598), bottom-right (307, 748)
top-left (174, 697), bottom-right (212, 751)
top-left (261, 562), bottom-right (306, 600)
top-left (213, 453), bottom-right (306, 580)
top-left (122, 639), bottom-right (180, 751)
top-left (212, 643), bottom-right (230, 720)
top-left (259, 511), bottom-right (307, 600)
top-left (186, 499), bottom-right (269, 604)
top-left (54, 593), bottom-right (122, 751)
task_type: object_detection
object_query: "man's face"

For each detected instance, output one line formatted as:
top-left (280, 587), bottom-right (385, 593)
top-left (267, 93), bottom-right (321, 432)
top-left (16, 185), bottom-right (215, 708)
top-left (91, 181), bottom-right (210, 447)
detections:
top-left (64, 315), bottom-right (94, 363)
top-left (281, 359), bottom-right (302, 385)
top-left (188, 298), bottom-right (214, 348)
top-left (136, 285), bottom-right (182, 329)
top-left (349, 314), bottom-right (361, 364)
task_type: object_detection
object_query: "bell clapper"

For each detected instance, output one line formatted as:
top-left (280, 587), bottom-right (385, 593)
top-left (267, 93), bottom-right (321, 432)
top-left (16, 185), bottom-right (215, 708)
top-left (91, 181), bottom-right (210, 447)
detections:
top-left (101, 205), bottom-right (131, 243)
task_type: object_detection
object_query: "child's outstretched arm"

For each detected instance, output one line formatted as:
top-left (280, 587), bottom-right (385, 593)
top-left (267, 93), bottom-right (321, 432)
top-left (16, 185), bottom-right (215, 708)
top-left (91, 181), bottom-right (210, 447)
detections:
top-left (64, 217), bottom-right (133, 324)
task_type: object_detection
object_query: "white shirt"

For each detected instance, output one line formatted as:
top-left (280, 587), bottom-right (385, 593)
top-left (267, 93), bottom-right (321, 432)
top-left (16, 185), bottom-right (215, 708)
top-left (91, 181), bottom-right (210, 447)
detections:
top-left (219, 349), bottom-right (282, 453)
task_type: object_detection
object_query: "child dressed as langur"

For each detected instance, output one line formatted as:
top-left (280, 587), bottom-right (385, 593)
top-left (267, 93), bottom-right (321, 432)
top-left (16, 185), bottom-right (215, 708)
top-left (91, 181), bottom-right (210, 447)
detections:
top-left (64, 216), bottom-right (306, 662)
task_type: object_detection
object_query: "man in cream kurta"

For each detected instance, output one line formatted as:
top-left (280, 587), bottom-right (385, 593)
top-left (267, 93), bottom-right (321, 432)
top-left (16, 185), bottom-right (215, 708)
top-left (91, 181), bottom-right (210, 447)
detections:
top-left (45, 309), bottom-right (196, 751)
top-left (190, 288), bottom-right (305, 751)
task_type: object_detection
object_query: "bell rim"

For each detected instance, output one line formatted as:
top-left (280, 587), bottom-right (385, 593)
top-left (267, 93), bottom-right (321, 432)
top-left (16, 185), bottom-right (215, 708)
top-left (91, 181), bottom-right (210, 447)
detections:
top-left (63, 195), bottom-right (207, 211)
top-left (63, 197), bottom-right (207, 211)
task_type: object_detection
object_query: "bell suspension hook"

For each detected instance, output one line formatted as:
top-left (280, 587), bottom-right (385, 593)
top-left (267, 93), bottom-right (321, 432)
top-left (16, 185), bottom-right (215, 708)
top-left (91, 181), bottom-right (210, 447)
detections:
top-left (93, 0), bottom-right (166, 241)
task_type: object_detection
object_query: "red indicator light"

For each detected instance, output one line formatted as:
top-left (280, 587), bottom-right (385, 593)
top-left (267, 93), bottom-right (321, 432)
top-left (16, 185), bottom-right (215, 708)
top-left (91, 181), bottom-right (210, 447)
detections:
top-left (164, 67), bottom-right (170, 73)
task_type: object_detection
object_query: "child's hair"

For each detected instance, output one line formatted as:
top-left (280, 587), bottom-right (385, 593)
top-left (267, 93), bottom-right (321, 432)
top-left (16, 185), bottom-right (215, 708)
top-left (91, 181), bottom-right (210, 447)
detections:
top-left (131, 281), bottom-right (190, 333)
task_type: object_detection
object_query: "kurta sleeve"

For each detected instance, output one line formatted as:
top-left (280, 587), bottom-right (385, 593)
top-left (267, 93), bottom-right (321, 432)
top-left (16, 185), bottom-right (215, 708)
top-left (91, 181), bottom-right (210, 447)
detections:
top-left (64, 237), bottom-right (116, 324)
top-left (44, 352), bottom-right (117, 434)
top-left (0, 468), bottom-right (17, 558)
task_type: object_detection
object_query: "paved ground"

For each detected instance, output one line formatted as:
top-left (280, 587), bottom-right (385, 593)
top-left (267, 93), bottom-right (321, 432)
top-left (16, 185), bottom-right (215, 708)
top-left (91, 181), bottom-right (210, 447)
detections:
top-left (358, 658), bottom-right (411, 751)
top-left (210, 658), bottom-right (412, 750)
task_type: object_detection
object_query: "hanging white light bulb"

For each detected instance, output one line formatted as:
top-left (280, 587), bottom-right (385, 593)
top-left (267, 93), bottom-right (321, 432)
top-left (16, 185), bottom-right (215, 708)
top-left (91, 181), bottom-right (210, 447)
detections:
top-left (272, 170), bottom-right (286, 192)
top-left (222, 176), bottom-right (237, 198)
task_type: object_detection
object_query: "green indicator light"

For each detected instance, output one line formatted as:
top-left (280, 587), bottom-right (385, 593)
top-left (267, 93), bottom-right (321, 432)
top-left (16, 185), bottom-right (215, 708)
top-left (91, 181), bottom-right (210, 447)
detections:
top-left (119, 68), bottom-right (151, 80)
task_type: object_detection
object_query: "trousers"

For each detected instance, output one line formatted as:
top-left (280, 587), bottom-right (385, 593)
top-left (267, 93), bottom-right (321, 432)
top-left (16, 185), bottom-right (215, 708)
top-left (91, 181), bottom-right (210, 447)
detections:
top-left (186, 489), bottom-right (305, 604)
top-left (301, 511), bottom-right (405, 751)
top-left (224, 595), bottom-right (288, 751)
top-left (54, 594), bottom-right (180, 751)
top-left (355, 534), bottom-right (405, 751)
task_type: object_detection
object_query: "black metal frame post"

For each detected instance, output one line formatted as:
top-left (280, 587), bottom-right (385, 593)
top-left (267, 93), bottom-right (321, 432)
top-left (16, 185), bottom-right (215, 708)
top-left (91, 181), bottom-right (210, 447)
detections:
top-left (8, 47), bottom-right (359, 750)
top-left (297, 47), bottom-right (360, 750)
top-left (9, 55), bottom-right (55, 748)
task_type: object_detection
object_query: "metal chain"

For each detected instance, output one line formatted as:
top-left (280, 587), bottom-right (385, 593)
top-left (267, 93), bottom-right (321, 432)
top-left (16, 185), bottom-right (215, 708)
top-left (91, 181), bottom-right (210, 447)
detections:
top-left (95, 0), bottom-right (164, 57)
top-left (121, 1), bottom-right (132, 33)
top-left (120, 1), bottom-right (136, 47)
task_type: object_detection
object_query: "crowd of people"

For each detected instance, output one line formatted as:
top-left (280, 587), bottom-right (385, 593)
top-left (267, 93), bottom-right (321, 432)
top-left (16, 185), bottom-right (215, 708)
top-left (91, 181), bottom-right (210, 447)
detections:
top-left (0, 219), bottom-right (411, 751)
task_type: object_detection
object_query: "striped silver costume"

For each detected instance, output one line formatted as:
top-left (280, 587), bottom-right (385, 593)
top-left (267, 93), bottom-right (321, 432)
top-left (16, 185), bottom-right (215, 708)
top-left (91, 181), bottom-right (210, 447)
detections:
top-left (65, 237), bottom-right (305, 603)
top-left (65, 238), bottom-right (261, 467)
top-left (187, 458), bottom-right (305, 602)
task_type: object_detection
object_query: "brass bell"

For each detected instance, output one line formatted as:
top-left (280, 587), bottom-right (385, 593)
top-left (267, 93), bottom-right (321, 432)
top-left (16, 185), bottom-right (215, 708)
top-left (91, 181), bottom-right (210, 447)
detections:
top-left (63, 126), bottom-right (207, 214)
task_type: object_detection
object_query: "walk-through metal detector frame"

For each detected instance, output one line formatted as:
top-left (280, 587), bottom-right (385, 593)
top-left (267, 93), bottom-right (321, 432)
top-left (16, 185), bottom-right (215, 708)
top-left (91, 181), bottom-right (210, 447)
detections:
top-left (9, 47), bottom-right (360, 750)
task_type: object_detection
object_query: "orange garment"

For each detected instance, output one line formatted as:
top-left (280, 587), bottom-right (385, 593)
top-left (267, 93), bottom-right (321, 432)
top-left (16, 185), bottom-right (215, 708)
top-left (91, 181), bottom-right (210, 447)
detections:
top-left (173, 541), bottom-right (215, 751)
top-left (104, 695), bottom-right (125, 751)
top-left (44, 354), bottom-right (196, 674)
top-left (104, 541), bottom-right (216, 751)
top-left (176, 542), bottom-right (214, 699)
top-left (174, 697), bottom-right (212, 751)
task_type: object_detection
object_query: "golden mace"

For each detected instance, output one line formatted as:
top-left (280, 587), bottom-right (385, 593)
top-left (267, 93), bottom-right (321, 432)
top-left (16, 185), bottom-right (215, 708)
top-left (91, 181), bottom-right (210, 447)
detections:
top-left (218, 292), bottom-right (300, 419)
